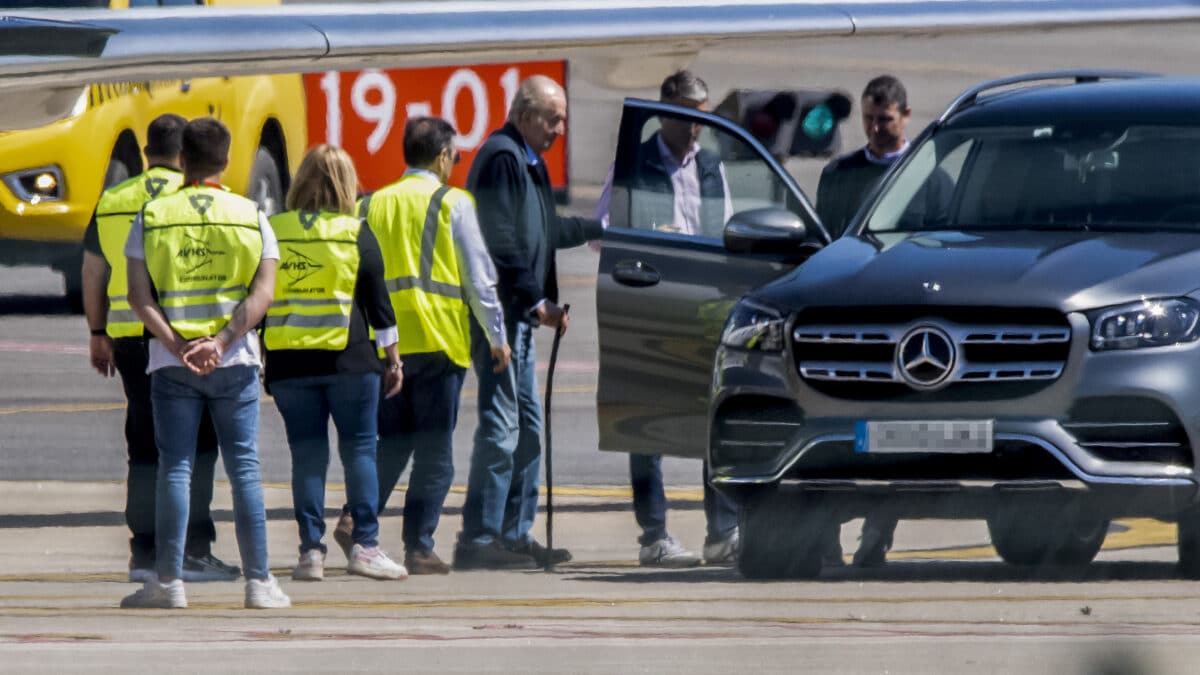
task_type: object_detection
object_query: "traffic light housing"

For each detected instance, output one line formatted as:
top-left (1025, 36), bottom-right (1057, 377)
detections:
top-left (715, 89), bottom-right (853, 159)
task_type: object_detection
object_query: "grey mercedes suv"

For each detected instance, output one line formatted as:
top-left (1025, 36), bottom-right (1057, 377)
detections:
top-left (596, 72), bottom-right (1200, 579)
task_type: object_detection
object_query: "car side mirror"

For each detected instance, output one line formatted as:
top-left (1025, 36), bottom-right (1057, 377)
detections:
top-left (724, 207), bottom-right (808, 256)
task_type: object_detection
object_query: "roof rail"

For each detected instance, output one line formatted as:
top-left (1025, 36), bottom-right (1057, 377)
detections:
top-left (936, 70), bottom-right (1158, 124)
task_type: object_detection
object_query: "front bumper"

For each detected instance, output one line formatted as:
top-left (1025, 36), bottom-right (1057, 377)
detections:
top-left (708, 312), bottom-right (1200, 516)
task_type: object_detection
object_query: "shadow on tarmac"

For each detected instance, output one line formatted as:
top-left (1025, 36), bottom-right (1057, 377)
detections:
top-left (0, 294), bottom-right (73, 315)
top-left (567, 560), bottom-right (1184, 584)
top-left (0, 501), bottom-right (697, 529)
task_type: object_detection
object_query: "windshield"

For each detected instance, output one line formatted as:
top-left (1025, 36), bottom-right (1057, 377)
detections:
top-left (865, 124), bottom-right (1200, 233)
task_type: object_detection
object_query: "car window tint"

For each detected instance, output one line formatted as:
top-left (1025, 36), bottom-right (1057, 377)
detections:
top-left (613, 112), bottom-right (794, 240)
top-left (870, 125), bottom-right (1200, 232)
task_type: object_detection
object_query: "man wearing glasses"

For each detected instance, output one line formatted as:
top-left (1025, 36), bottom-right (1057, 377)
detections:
top-left (456, 76), bottom-right (602, 570)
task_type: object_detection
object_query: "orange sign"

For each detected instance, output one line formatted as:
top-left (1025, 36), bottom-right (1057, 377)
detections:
top-left (304, 61), bottom-right (568, 192)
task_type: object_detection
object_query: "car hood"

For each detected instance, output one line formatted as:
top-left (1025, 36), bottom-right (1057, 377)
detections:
top-left (755, 229), bottom-right (1200, 313)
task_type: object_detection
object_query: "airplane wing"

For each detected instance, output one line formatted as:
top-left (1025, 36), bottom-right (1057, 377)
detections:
top-left (3, 0), bottom-right (1200, 90)
top-left (1, 0), bottom-right (1199, 126)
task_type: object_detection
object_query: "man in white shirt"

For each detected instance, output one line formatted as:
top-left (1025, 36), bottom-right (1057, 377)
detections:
top-left (594, 70), bottom-right (740, 568)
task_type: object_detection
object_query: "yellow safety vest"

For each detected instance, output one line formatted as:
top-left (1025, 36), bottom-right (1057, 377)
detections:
top-left (361, 173), bottom-right (471, 367)
top-left (95, 167), bottom-right (184, 338)
top-left (142, 185), bottom-right (264, 340)
top-left (263, 210), bottom-right (361, 351)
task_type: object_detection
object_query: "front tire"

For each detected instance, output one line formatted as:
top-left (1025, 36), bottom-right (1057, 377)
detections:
top-left (247, 147), bottom-right (284, 217)
top-left (987, 499), bottom-right (1108, 566)
top-left (1177, 507), bottom-right (1200, 578)
top-left (737, 490), bottom-right (831, 579)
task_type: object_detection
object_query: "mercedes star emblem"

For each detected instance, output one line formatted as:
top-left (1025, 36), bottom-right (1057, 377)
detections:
top-left (896, 325), bottom-right (956, 390)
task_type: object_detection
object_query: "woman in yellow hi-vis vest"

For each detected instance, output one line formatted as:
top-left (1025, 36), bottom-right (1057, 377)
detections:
top-left (120, 118), bottom-right (289, 610)
top-left (263, 145), bottom-right (406, 582)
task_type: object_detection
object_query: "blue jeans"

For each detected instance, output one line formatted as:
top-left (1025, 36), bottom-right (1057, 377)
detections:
top-left (461, 320), bottom-right (542, 547)
top-left (272, 372), bottom-right (382, 554)
top-left (151, 365), bottom-right (270, 581)
top-left (630, 454), bottom-right (740, 546)
top-left (376, 352), bottom-right (465, 553)
top-left (113, 337), bottom-right (219, 562)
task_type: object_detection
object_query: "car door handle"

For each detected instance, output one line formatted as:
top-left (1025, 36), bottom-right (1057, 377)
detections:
top-left (612, 260), bottom-right (660, 287)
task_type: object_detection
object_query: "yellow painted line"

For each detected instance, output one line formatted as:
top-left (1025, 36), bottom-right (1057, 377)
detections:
top-left (0, 385), bottom-right (597, 416)
top-left (10, 593), bottom-right (1200, 615)
top-left (251, 482), bottom-right (703, 501)
top-left (459, 384), bottom-right (596, 399)
top-left (889, 517), bottom-right (1178, 562)
top-left (559, 274), bottom-right (595, 288)
top-left (0, 403), bottom-right (125, 416)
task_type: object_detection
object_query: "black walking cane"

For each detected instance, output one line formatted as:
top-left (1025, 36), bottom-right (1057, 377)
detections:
top-left (543, 303), bottom-right (569, 572)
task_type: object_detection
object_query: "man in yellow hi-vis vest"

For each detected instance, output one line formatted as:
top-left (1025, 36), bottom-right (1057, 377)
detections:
top-left (337, 116), bottom-right (510, 575)
top-left (81, 113), bottom-right (239, 584)
top-left (120, 117), bottom-right (289, 610)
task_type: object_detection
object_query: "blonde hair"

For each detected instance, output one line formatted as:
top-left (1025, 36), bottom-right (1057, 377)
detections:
top-left (285, 144), bottom-right (359, 215)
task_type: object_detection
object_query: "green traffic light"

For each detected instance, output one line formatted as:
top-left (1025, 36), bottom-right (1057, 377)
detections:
top-left (802, 103), bottom-right (835, 139)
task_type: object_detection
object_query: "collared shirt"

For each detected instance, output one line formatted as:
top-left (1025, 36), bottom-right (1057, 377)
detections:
top-left (403, 169), bottom-right (506, 348)
top-left (125, 208), bottom-right (279, 373)
top-left (594, 135), bottom-right (734, 236)
top-left (523, 141), bottom-right (539, 167)
top-left (863, 140), bottom-right (910, 166)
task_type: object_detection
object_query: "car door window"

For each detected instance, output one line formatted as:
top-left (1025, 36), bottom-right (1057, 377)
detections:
top-left (610, 108), bottom-right (810, 240)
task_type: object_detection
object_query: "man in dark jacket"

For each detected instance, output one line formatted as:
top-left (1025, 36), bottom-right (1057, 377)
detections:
top-left (455, 75), bottom-right (603, 570)
top-left (817, 75), bottom-right (912, 566)
top-left (816, 75), bottom-right (913, 238)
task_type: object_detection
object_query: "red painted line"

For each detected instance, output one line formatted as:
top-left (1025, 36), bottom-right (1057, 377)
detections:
top-left (0, 341), bottom-right (88, 355)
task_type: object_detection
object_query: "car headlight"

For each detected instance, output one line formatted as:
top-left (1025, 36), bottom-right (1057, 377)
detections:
top-left (2, 165), bottom-right (64, 203)
top-left (1089, 298), bottom-right (1200, 350)
top-left (721, 299), bottom-right (786, 351)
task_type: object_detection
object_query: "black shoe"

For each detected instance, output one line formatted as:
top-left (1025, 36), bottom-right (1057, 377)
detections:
top-left (182, 552), bottom-right (242, 581)
top-left (510, 539), bottom-right (572, 567)
top-left (852, 520), bottom-right (895, 568)
top-left (452, 541), bottom-right (538, 571)
top-left (822, 528), bottom-right (846, 568)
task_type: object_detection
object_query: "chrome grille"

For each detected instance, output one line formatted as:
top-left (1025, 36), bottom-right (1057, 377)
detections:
top-left (794, 322), bottom-right (1070, 386)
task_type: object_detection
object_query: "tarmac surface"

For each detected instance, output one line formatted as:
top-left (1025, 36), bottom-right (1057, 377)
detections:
top-left (3, 480), bottom-right (1200, 674)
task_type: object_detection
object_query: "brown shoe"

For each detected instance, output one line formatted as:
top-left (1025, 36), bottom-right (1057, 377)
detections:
top-left (332, 511), bottom-right (354, 562)
top-left (405, 549), bottom-right (451, 575)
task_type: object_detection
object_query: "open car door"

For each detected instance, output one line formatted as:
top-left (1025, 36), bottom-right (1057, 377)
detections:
top-left (596, 98), bottom-right (829, 459)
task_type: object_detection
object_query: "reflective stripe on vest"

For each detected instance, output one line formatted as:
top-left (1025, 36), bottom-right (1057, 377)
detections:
top-left (142, 186), bottom-right (263, 340)
top-left (263, 210), bottom-right (361, 351)
top-left (362, 174), bottom-right (472, 367)
top-left (95, 167), bottom-right (184, 337)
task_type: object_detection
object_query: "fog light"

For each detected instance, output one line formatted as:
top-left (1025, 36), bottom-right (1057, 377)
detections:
top-left (33, 173), bottom-right (57, 193)
top-left (3, 165), bottom-right (64, 203)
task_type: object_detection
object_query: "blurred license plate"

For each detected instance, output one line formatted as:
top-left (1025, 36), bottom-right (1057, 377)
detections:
top-left (855, 420), bottom-right (993, 454)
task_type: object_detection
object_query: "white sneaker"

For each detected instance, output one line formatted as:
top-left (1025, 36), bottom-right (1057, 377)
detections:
top-left (120, 578), bottom-right (186, 609)
top-left (639, 535), bottom-right (702, 568)
top-left (292, 549), bottom-right (324, 581)
top-left (703, 529), bottom-right (740, 566)
top-left (245, 574), bottom-right (291, 609)
top-left (347, 544), bottom-right (408, 580)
